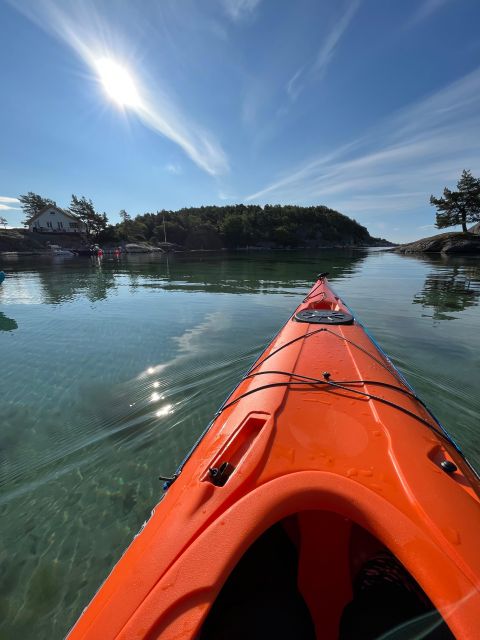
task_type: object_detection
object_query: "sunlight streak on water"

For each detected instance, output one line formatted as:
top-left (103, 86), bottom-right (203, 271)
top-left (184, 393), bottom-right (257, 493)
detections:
top-left (156, 404), bottom-right (173, 417)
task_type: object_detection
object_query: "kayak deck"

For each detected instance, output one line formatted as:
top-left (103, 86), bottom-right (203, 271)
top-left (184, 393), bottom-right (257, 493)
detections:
top-left (68, 276), bottom-right (480, 640)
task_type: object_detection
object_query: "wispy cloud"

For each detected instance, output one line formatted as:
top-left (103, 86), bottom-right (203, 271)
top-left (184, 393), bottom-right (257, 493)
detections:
top-left (248, 66), bottom-right (480, 218)
top-left (221, 0), bottom-right (262, 22)
top-left (286, 66), bottom-right (305, 101)
top-left (165, 163), bottom-right (182, 175)
top-left (9, 0), bottom-right (228, 176)
top-left (314, 0), bottom-right (360, 77)
top-left (410, 0), bottom-right (453, 26)
top-left (0, 196), bottom-right (20, 204)
top-left (287, 1), bottom-right (360, 100)
top-left (218, 191), bottom-right (237, 200)
top-left (0, 197), bottom-right (20, 211)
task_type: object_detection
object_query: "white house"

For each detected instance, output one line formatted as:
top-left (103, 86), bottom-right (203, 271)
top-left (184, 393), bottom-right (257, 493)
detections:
top-left (28, 206), bottom-right (87, 234)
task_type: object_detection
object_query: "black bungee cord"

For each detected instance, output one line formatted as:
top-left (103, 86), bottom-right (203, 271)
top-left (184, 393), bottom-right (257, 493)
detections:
top-left (247, 326), bottom-right (399, 381)
top-left (211, 368), bottom-right (480, 482)
top-left (302, 271), bottom-right (330, 303)
top-left (161, 286), bottom-right (479, 487)
top-left (214, 375), bottom-right (449, 441)
top-left (242, 369), bottom-right (429, 407)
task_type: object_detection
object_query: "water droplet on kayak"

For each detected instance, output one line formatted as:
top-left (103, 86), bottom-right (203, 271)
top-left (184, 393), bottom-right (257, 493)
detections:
top-left (347, 468), bottom-right (358, 477)
top-left (359, 469), bottom-right (373, 477)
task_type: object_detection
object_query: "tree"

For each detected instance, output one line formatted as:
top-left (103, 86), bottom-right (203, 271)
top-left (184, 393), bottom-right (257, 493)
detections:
top-left (430, 170), bottom-right (480, 233)
top-left (69, 195), bottom-right (108, 238)
top-left (119, 209), bottom-right (131, 223)
top-left (94, 204), bottom-right (375, 249)
top-left (118, 209), bottom-right (132, 240)
top-left (221, 214), bottom-right (245, 247)
top-left (19, 192), bottom-right (56, 225)
top-left (0, 216), bottom-right (8, 228)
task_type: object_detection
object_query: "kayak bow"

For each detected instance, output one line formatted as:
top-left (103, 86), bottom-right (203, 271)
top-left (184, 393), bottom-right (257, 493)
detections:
top-left (68, 274), bottom-right (480, 640)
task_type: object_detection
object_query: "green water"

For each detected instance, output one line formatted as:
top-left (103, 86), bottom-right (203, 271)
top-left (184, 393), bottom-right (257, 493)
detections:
top-left (1, 249), bottom-right (479, 639)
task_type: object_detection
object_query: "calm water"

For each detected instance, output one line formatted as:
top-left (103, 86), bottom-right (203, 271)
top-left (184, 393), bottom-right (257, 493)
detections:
top-left (1, 249), bottom-right (479, 639)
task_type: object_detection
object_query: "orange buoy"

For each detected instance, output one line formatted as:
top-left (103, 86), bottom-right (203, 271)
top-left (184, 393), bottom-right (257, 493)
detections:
top-left (68, 275), bottom-right (480, 640)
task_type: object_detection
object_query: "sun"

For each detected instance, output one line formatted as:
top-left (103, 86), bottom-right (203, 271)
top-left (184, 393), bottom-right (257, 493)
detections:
top-left (95, 58), bottom-right (141, 109)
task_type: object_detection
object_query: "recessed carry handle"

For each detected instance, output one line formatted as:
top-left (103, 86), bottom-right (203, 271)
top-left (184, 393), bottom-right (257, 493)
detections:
top-left (202, 413), bottom-right (270, 487)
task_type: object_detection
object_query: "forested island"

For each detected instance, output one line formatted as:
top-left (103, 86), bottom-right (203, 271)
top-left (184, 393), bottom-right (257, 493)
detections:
top-left (2, 169), bottom-right (480, 254)
top-left (1, 197), bottom-right (391, 253)
top-left (100, 204), bottom-right (389, 249)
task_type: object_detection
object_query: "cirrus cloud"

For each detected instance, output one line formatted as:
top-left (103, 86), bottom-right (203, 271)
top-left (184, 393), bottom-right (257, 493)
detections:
top-left (248, 66), bottom-right (480, 220)
top-left (0, 197), bottom-right (20, 210)
top-left (221, 0), bottom-right (262, 22)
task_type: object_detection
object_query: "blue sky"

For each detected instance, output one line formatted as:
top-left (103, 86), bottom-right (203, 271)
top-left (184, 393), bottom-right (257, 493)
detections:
top-left (1, 0), bottom-right (479, 242)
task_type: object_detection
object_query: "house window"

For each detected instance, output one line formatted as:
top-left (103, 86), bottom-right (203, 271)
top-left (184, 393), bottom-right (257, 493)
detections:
top-left (57, 221), bottom-right (63, 229)
top-left (69, 222), bottom-right (79, 228)
top-left (50, 210), bottom-right (55, 214)
top-left (47, 221), bottom-right (53, 228)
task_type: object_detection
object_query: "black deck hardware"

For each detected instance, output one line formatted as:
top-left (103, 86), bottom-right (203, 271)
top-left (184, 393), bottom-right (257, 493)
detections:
top-left (440, 460), bottom-right (458, 474)
top-left (294, 309), bottom-right (354, 325)
top-left (208, 461), bottom-right (235, 486)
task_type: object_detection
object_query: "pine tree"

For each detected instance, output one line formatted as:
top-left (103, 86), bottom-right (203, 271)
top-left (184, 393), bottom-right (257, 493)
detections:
top-left (69, 195), bottom-right (108, 238)
top-left (19, 192), bottom-right (56, 225)
top-left (430, 170), bottom-right (480, 233)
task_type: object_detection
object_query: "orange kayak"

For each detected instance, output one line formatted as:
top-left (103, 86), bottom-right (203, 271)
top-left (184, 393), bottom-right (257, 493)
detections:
top-left (68, 274), bottom-right (480, 640)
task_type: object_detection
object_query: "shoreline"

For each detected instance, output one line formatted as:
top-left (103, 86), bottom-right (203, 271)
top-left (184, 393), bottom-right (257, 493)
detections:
top-left (395, 231), bottom-right (480, 255)
top-left (0, 225), bottom-right (394, 259)
top-left (1, 244), bottom-right (394, 259)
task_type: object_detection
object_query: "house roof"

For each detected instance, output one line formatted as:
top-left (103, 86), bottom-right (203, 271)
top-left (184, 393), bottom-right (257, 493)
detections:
top-left (28, 206), bottom-right (82, 224)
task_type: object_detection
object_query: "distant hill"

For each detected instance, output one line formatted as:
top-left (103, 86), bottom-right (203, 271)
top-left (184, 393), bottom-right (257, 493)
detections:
top-left (99, 204), bottom-right (392, 250)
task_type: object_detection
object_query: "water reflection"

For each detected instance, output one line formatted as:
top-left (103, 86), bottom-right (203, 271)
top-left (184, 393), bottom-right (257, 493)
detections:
top-left (128, 249), bottom-right (368, 294)
top-left (0, 312), bottom-right (18, 331)
top-left (35, 264), bottom-right (118, 304)
top-left (413, 260), bottom-right (480, 321)
top-left (0, 250), bottom-right (368, 304)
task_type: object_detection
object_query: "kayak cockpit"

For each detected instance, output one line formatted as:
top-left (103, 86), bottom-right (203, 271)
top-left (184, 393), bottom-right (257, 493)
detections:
top-left (199, 513), bottom-right (454, 640)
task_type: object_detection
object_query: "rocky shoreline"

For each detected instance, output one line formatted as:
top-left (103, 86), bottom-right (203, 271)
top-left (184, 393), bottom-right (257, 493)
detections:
top-left (0, 228), bottom-right (392, 257)
top-left (395, 231), bottom-right (480, 255)
top-left (0, 230), bottom-right (166, 256)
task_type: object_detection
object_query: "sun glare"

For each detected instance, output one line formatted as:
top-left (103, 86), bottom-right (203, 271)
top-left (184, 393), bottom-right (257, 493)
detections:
top-left (95, 58), bottom-right (141, 109)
